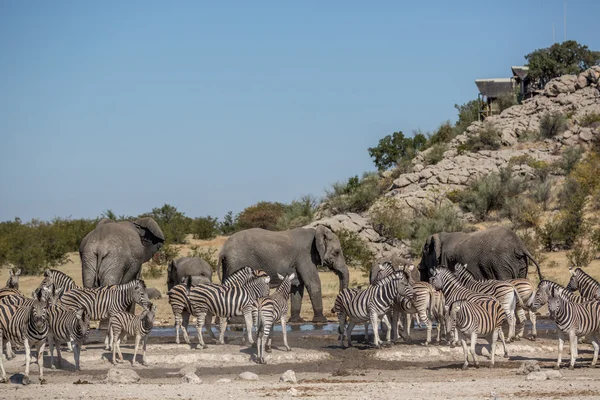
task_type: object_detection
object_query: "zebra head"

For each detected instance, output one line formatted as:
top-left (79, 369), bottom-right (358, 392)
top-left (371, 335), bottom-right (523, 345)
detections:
top-left (453, 264), bottom-right (474, 283)
top-left (276, 272), bottom-right (296, 294)
top-left (547, 287), bottom-right (563, 320)
top-left (6, 268), bottom-right (21, 290)
top-left (74, 308), bottom-right (91, 339)
top-left (565, 267), bottom-right (580, 293)
top-left (130, 279), bottom-right (150, 308)
top-left (31, 288), bottom-right (49, 331)
top-left (429, 267), bottom-right (452, 292)
top-left (530, 280), bottom-right (554, 312)
top-left (445, 301), bottom-right (462, 336)
top-left (141, 302), bottom-right (158, 329)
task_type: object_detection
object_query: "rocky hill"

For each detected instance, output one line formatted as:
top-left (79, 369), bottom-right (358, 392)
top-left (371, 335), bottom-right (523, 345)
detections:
top-left (308, 67), bottom-right (600, 263)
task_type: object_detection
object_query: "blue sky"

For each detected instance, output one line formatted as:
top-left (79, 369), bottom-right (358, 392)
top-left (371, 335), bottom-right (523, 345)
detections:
top-left (1, 1), bottom-right (598, 222)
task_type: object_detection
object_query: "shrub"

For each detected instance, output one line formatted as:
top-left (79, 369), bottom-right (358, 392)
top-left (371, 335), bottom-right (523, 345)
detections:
top-left (219, 211), bottom-right (238, 235)
top-left (326, 172), bottom-right (383, 214)
top-left (142, 204), bottom-right (191, 245)
top-left (540, 111), bottom-right (567, 139)
top-left (191, 216), bottom-right (219, 240)
top-left (368, 198), bottom-right (414, 240)
top-left (410, 205), bottom-right (465, 256)
top-left (368, 131), bottom-right (427, 171)
top-left (496, 90), bottom-right (518, 112)
top-left (518, 130), bottom-right (541, 142)
top-left (570, 151), bottom-right (600, 192)
top-left (516, 229), bottom-right (547, 267)
top-left (142, 263), bottom-right (165, 279)
top-left (454, 100), bottom-right (480, 136)
top-left (424, 143), bottom-right (447, 165)
top-left (529, 178), bottom-right (552, 210)
top-left (236, 201), bottom-right (286, 231)
top-left (427, 121), bottom-right (456, 146)
top-left (528, 160), bottom-right (554, 182)
top-left (276, 195), bottom-right (318, 230)
top-left (445, 189), bottom-right (463, 204)
top-left (187, 246), bottom-right (219, 271)
top-left (558, 145), bottom-right (584, 175)
top-left (503, 197), bottom-right (541, 229)
top-left (335, 229), bottom-right (375, 276)
top-left (462, 123), bottom-right (502, 152)
top-left (579, 112), bottom-right (600, 127)
top-left (151, 243), bottom-right (180, 266)
top-left (566, 240), bottom-right (596, 268)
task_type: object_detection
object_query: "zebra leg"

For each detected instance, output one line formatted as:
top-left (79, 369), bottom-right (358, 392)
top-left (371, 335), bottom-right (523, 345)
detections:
top-left (174, 311), bottom-right (182, 344)
top-left (196, 312), bottom-right (208, 349)
top-left (56, 340), bottom-right (63, 368)
top-left (206, 313), bottom-right (218, 341)
top-left (529, 310), bottom-right (537, 341)
top-left (142, 335), bottom-right (149, 366)
top-left (67, 341), bottom-right (73, 352)
top-left (498, 328), bottom-right (509, 358)
top-left (364, 322), bottom-right (369, 343)
top-left (74, 342), bottom-right (81, 371)
top-left (381, 314), bottom-right (392, 344)
top-left (370, 312), bottom-right (382, 347)
top-left (0, 334), bottom-right (7, 383)
top-left (556, 332), bottom-right (565, 369)
top-left (243, 310), bottom-right (255, 346)
top-left (256, 328), bottom-right (264, 364)
top-left (116, 337), bottom-right (124, 363)
top-left (569, 331), bottom-right (578, 370)
top-left (281, 318), bottom-right (291, 351)
top-left (417, 308), bottom-right (431, 346)
top-left (489, 330), bottom-right (498, 368)
top-left (48, 335), bottom-right (56, 370)
top-left (218, 316), bottom-right (228, 345)
top-left (405, 313), bottom-right (412, 339)
top-left (36, 341), bottom-right (45, 384)
top-left (469, 332), bottom-right (479, 368)
top-left (5, 341), bottom-right (14, 360)
top-left (23, 337), bottom-right (31, 385)
top-left (111, 327), bottom-right (119, 364)
top-left (132, 334), bottom-right (141, 366)
top-left (459, 333), bottom-right (469, 370)
top-left (346, 321), bottom-right (356, 348)
top-left (515, 308), bottom-right (526, 340)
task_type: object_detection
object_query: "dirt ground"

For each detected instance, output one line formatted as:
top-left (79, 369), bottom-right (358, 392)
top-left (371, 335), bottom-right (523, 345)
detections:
top-left (1, 322), bottom-right (600, 399)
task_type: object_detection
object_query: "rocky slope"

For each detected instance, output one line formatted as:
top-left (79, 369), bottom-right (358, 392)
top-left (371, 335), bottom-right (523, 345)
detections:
top-left (309, 67), bottom-right (600, 262)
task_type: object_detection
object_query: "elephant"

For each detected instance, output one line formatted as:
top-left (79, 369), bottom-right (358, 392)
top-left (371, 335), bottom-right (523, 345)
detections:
top-left (167, 257), bottom-right (213, 291)
top-left (80, 217), bottom-right (165, 288)
top-left (218, 226), bottom-right (350, 323)
top-left (418, 225), bottom-right (543, 282)
top-left (146, 288), bottom-right (162, 300)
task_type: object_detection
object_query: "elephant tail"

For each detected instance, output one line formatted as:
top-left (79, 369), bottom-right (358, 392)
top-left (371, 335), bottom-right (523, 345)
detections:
top-left (217, 255), bottom-right (224, 283)
top-left (525, 251), bottom-right (543, 281)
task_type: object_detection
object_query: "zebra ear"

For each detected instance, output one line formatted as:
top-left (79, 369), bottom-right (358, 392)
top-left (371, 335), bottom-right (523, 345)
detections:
top-left (15, 268), bottom-right (21, 276)
top-left (264, 276), bottom-right (271, 284)
top-left (407, 264), bottom-right (414, 272)
top-left (288, 272), bottom-right (296, 281)
top-left (569, 266), bottom-right (575, 274)
top-left (44, 269), bottom-right (52, 278)
top-left (75, 309), bottom-right (84, 320)
top-left (277, 273), bottom-right (284, 281)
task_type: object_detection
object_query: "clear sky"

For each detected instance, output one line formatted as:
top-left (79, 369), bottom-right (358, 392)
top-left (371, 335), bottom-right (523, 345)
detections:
top-left (1, 1), bottom-right (598, 222)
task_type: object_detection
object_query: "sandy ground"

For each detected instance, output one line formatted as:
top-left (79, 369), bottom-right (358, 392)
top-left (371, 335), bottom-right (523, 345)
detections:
top-left (1, 323), bottom-right (600, 399)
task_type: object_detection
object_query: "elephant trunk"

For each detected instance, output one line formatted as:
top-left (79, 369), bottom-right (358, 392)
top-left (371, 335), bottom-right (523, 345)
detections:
top-left (332, 264), bottom-right (349, 292)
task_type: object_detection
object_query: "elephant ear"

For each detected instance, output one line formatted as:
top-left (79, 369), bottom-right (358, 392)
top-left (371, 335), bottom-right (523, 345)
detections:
top-left (134, 217), bottom-right (165, 243)
top-left (315, 225), bottom-right (331, 262)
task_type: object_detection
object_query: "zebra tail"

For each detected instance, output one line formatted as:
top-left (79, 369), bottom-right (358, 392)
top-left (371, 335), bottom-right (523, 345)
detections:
top-left (427, 287), bottom-right (435, 320)
top-left (513, 287), bottom-right (526, 310)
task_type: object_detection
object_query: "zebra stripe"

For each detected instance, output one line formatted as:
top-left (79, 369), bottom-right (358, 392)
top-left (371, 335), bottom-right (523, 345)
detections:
top-left (0, 290), bottom-right (49, 384)
top-left (333, 263), bottom-right (413, 348)
top-left (47, 305), bottom-right (90, 370)
top-left (547, 291), bottom-right (600, 369)
top-left (253, 272), bottom-right (295, 364)
top-left (109, 303), bottom-right (157, 366)
top-left (446, 299), bottom-right (508, 369)
top-left (509, 278), bottom-right (537, 340)
top-left (566, 268), bottom-right (600, 300)
top-left (453, 264), bottom-right (522, 341)
top-left (189, 269), bottom-right (271, 349)
top-left (41, 269), bottom-right (78, 293)
top-left (529, 280), bottom-right (588, 312)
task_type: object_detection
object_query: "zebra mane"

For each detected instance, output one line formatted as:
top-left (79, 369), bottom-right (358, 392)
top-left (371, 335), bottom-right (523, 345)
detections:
top-left (372, 270), bottom-right (405, 287)
top-left (222, 266), bottom-right (265, 286)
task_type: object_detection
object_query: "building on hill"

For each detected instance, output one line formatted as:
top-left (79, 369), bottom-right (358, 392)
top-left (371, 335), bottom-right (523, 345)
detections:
top-left (475, 65), bottom-right (535, 121)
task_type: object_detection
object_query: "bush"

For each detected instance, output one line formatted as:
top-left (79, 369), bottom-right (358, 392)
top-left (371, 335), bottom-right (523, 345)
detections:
top-left (427, 121), bottom-right (456, 146)
top-left (566, 240), bottom-right (596, 268)
top-left (540, 111), bottom-right (567, 139)
top-left (326, 172), bottom-right (383, 214)
top-left (335, 229), bottom-right (375, 276)
top-left (503, 197), bottom-right (541, 229)
top-left (191, 216), bottom-right (219, 240)
top-left (236, 201), bottom-right (286, 231)
top-left (518, 130), bottom-right (541, 142)
top-left (142, 263), bottom-right (165, 279)
top-left (424, 143), bottom-right (447, 165)
top-left (410, 205), bottom-right (465, 256)
top-left (219, 211), bottom-right (238, 235)
top-left (558, 146), bottom-right (584, 175)
top-left (516, 229), bottom-right (547, 266)
top-left (187, 246), bottom-right (219, 271)
top-left (462, 122), bottom-right (502, 152)
top-left (151, 243), bottom-right (180, 266)
top-left (276, 195), bottom-right (318, 230)
top-left (368, 198), bottom-right (414, 240)
top-left (496, 90), bottom-right (518, 113)
top-left (579, 112), bottom-right (600, 127)
top-left (454, 100), bottom-right (480, 136)
top-left (368, 131), bottom-right (427, 171)
top-left (142, 204), bottom-right (191, 245)
top-left (529, 178), bottom-right (552, 210)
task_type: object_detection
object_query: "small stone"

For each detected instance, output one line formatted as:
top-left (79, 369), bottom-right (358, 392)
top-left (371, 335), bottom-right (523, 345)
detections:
top-left (545, 370), bottom-right (563, 380)
top-left (216, 378), bottom-right (232, 383)
top-left (516, 360), bottom-right (540, 375)
top-left (181, 372), bottom-right (202, 384)
top-left (179, 366), bottom-right (197, 377)
top-left (106, 368), bottom-right (140, 384)
top-left (238, 371), bottom-right (259, 381)
top-left (280, 370), bottom-right (297, 384)
top-left (526, 371), bottom-right (548, 381)
top-left (287, 388), bottom-right (299, 396)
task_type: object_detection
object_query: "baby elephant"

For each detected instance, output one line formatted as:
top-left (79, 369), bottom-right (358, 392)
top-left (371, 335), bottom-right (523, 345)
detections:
top-left (109, 303), bottom-right (157, 366)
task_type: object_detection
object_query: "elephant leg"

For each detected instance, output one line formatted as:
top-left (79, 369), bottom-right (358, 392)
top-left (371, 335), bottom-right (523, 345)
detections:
top-left (297, 263), bottom-right (327, 323)
top-left (290, 283), bottom-right (305, 323)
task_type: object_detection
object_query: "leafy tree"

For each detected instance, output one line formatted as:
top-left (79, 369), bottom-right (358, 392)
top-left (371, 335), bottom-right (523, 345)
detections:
top-left (454, 99), bottom-right (480, 136)
top-left (368, 131), bottom-right (427, 171)
top-left (236, 201), bottom-right (286, 231)
top-left (142, 204), bottom-right (191, 244)
top-left (276, 194), bottom-right (318, 230)
top-left (191, 216), bottom-right (219, 240)
top-left (525, 40), bottom-right (600, 87)
top-left (219, 211), bottom-right (238, 235)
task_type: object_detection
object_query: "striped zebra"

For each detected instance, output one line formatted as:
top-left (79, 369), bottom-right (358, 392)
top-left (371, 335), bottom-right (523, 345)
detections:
top-left (566, 267), bottom-right (600, 300)
top-left (4, 268), bottom-right (21, 290)
top-left (189, 268), bottom-right (271, 349)
top-left (40, 269), bottom-right (78, 292)
top-left (0, 289), bottom-right (49, 385)
top-left (47, 302), bottom-right (90, 371)
top-left (453, 264), bottom-right (523, 341)
top-left (59, 279), bottom-right (149, 350)
top-left (429, 267), bottom-right (505, 346)
top-left (509, 278), bottom-right (537, 340)
top-left (109, 303), bottom-right (157, 366)
top-left (253, 272), bottom-right (295, 364)
top-left (528, 280), bottom-right (589, 312)
top-left (547, 288), bottom-right (600, 369)
top-left (333, 263), bottom-right (414, 348)
top-left (446, 298), bottom-right (509, 369)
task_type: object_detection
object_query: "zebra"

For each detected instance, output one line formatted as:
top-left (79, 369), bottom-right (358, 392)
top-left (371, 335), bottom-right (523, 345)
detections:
top-left (167, 275), bottom-right (216, 345)
top-left (39, 269), bottom-right (78, 293)
top-left (0, 289), bottom-right (49, 385)
top-left (566, 267), bottom-right (600, 300)
top-left (189, 268), bottom-right (271, 349)
top-left (333, 263), bottom-right (414, 348)
top-left (509, 278), bottom-right (537, 340)
top-left (429, 267), bottom-right (505, 346)
top-left (547, 288), bottom-right (600, 369)
top-left (528, 279), bottom-right (589, 312)
top-left (47, 301), bottom-right (90, 371)
top-left (253, 272), bottom-right (295, 364)
top-left (446, 298), bottom-right (509, 369)
top-left (452, 264), bottom-right (523, 341)
top-left (59, 279), bottom-right (149, 350)
top-left (4, 268), bottom-right (21, 290)
top-left (109, 303), bottom-right (157, 366)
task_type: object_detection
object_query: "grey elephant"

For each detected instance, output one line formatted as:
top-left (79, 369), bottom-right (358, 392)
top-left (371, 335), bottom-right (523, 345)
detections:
top-left (418, 226), bottom-right (542, 282)
top-left (80, 217), bottom-right (165, 288)
top-left (167, 257), bottom-right (213, 291)
top-left (218, 226), bottom-right (350, 323)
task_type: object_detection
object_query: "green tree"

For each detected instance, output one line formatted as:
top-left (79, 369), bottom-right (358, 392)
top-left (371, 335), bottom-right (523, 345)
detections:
top-left (219, 211), bottom-right (238, 235)
top-left (143, 204), bottom-right (191, 244)
top-left (236, 201), bottom-right (286, 231)
top-left (525, 40), bottom-right (600, 87)
top-left (191, 216), bottom-right (219, 240)
top-left (454, 99), bottom-right (480, 135)
top-left (368, 131), bottom-right (427, 171)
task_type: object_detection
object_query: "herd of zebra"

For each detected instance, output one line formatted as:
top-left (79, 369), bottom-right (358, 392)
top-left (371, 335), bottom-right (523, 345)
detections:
top-left (0, 263), bottom-right (599, 384)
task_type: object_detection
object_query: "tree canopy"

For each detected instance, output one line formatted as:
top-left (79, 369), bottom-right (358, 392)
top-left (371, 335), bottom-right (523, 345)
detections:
top-left (368, 131), bottom-right (427, 171)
